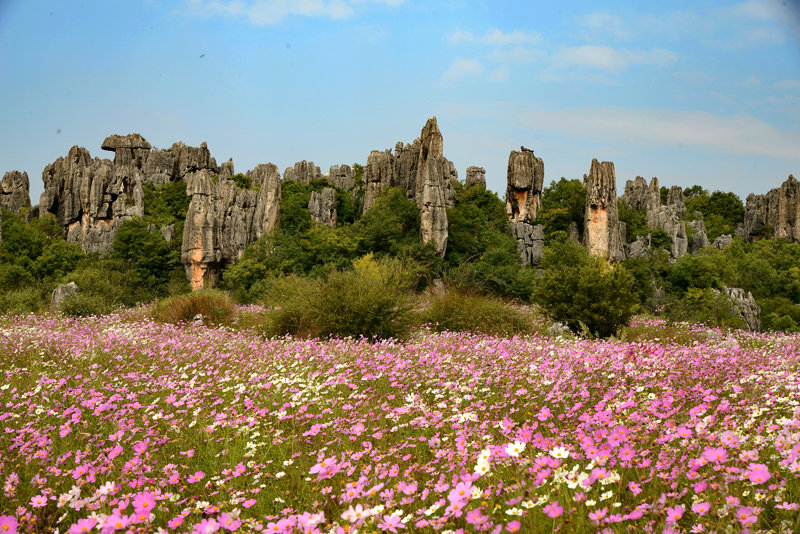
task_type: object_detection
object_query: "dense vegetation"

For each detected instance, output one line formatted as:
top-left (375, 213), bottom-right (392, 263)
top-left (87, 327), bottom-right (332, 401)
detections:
top-left (2, 175), bottom-right (798, 338)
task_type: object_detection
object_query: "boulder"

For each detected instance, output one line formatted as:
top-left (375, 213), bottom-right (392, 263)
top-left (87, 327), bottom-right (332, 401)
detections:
top-left (689, 220), bottom-right (710, 253)
top-left (583, 159), bottom-right (625, 261)
top-left (160, 224), bottom-right (175, 243)
top-left (738, 175), bottom-right (800, 242)
top-left (465, 166), bottom-right (486, 188)
top-left (51, 282), bottom-right (79, 311)
top-left (622, 176), bottom-right (660, 212)
top-left (713, 234), bottom-right (733, 249)
top-left (714, 286), bottom-right (761, 331)
top-left (666, 185), bottom-right (685, 218)
top-left (511, 222), bottom-right (544, 266)
top-left (505, 147), bottom-right (544, 223)
top-left (0, 170), bottom-right (31, 215)
top-left (308, 187), bottom-right (337, 227)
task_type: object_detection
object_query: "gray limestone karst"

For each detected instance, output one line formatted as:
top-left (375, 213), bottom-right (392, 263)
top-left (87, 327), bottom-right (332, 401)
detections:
top-left (51, 282), bottom-right (79, 311)
top-left (465, 166), bottom-right (486, 189)
top-left (415, 117), bottom-right (450, 257)
top-left (308, 187), bottom-right (338, 227)
top-left (160, 224), bottom-right (175, 243)
top-left (738, 175), bottom-right (800, 242)
top-left (712, 234), bottom-right (733, 249)
top-left (219, 158), bottom-right (235, 180)
top-left (505, 147), bottom-right (544, 223)
top-left (511, 221), bottom-right (544, 266)
top-left (622, 176), bottom-right (660, 212)
top-left (328, 164), bottom-right (354, 189)
top-left (0, 170), bottom-right (31, 215)
top-left (181, 164), bottom-right (281, 290)
top-left (627, 235), bottom-right (651, 259)
top-left (583, 159), bottom-right (625, 262)
top-left (284, 160), bottom-right (322, 184)
top-left (712, 286), bottom-right (761, 331)
top-left (646, 187), bottom-right (688, 260)
top-left (689, 219), bottom-right (710, 253)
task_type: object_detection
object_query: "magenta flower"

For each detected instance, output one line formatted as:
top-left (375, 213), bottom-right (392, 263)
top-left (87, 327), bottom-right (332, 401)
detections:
top-left (193, 518), bottom-right (219, 533)
top-left (218, 513), bottom-right (241, 532)
top-left (665, 505), bottom-right (684, 524)
top-left (68, 518), bottom-right (97, 534)
top-left (132, 491), bottom-right (157, 514)
top-left (242, 499), bottom-right (257, 508)
top-left (747, 463), bottom-right (771, 484)
top-left (506, 520), bottom-right (521, 532)
top-left (692, 501), bottom-right (710, 515)
top-left (378, 514), bottom-right (405, 532)
top-left (735, 506), bottom-right (757, 526)
top-left (187, 471), bottom-right (205, 483)
top-left (0, 516), bottom-right (18, 534)
top-left (29, 495), bottom-right (47, 508)
top-left (543, 501), bottom-right (564, 518)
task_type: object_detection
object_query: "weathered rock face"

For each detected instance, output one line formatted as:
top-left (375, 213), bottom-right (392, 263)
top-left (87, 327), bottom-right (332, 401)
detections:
top-left (646, 190), bottom-right (688, 260)
top-left (0, 170), bottom-right (31, 215)
top-left (738, 175), bottom-right (800, 242)
top-left (284, 160), bottom-right (321, 184)
top-left (627, 235), bottom-right (650, 258)
top-left (328, 164), bottom-right (354, 189)
top-left (583, 159), bottom-right (625, 261)
top-left (181, 164), bottom-right (282, 290)
top-left (101, 133), bottom-right (151, 168)
top-left (415, 117), bottom-right (450, 256)
top-left (219, 158), bottom-right (234, 180)
top-left (622, 176), bottom-right (660, 212)
top-left (465, 166), bottom-right (486, 188)
top-left (713, 286), bottom-right (761, 331)
top-left (690, 219), bottom-right (710, 253)
top-left (713, 234), bottom-right (733, 249)
top-left (511, 222), bottom-right (544, 265)
top-left (308, 188), bottom-right (337, 227)
top-left (506, 147), bottom-right (544, 223)
top-left (51, 282), bottom-right (79, 311)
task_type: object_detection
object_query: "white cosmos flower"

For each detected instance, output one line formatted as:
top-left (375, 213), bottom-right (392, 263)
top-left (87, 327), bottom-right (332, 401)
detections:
top-left (505, 441), bottom-right (526, 458)
top-left (550, 446), bottom-right (570, 459)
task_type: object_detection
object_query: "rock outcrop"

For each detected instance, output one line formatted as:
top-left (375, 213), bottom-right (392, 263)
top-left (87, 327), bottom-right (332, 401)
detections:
top-left (622, 176), bottom-right (660, 212)
top-left (0, 170), bottom-right (31, 215)
top-left (51, 282), bottom-right (79, 311)
top-left (713, 286), bottom-right (761, 331)
top-left (712, 234), bottom-right (733, 249)
top-left (284, 160), bottom-right (322, 184)
top-left (689, 219), bottom-right (710, 253)
top-left (738, 175), bottom-right (800, 242)
top-left (415, 117), bottom-right (450, 256)
top-left (308, 188), bottom-right (337, 227)
top-left (646, 186), bottom-right (688, 259)
top-left (583, 159), bottom-right (625, 261)
top-left (328, 164), bottom-right (354, 189)
top-left (505, 147), bottom-right (544, 223)
top-left (511, 222), bottom-right (544, 265)
top-left (182, 165), bottom-right (281, 290)
top-left (465, 166), bottom-right (486, 188)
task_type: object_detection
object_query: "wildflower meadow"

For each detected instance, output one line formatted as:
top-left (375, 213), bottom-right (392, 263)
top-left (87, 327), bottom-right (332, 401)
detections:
top-left (1, 313), bottom-right (799, 533)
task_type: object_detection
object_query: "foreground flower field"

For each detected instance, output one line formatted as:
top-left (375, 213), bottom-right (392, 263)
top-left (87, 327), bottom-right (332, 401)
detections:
top-left (1, 314), bottom-right (799, 533)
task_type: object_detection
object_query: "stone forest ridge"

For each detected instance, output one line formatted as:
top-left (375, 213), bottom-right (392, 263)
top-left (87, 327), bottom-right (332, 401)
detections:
top-left (0, 117), bottom-right (797, 291)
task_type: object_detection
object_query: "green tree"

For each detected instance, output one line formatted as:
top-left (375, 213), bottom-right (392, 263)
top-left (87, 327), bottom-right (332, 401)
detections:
top-left (536, 178), bottom-right (586, 237)
top-left (112, 218), bottom-right (178, 290)
top-left (355, 188), bottom-right (420, 256)
top-left (533, 240), bottom-right (638, 337)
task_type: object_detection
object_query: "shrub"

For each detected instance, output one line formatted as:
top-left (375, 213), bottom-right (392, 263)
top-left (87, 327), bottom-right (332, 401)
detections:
top-left (151, 290), bottom-right (237, 326)
top-left (356, 188), bottom-right (420, 256)
top-left (64, 258), bottom-right (154, 309)
top-left (263, 255), bottom-right (416, 339)
top-left (662, 288), bottom-right (747, 330)
top-left (423, 291), bottom-right (530, 336)
top-left (0, 285), bottom-right (50, 315)
top-left (533, 240), bottom-right (638, 337)
top-left (60, 292), bottom-right (114, 317)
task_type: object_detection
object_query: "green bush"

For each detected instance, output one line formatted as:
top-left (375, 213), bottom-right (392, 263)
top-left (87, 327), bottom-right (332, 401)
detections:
top-left (533, 240), bottom-right (638, 337)
top-left (662, 288), bottom-right (747, 330)
top-left (63, 258), bottom-right (154, 309)
top-left (143, 181), bottom-right (191, 226)
top-left (112, 218), bottom-right (179, 291)
top-left (355, 188), bottom-right (420, 256)
top-left (60, 292), bottom-right (114, 317)
top-left (0, 285), bottom-right (50, 315)
top-left (423, 291), bottom-right (530, 336)
top-left (263, 255), bottom-right (416, 339)
top-left (151, 290), bottom-right (237, 326)
top-left (535, 178), bottom-right (587, 238)
top-left (617, 199), bottom-right (648, 242)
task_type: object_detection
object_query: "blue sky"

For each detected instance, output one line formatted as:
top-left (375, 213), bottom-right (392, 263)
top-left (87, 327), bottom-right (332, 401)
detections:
top-left (1, 0), bottom-right (799, 203)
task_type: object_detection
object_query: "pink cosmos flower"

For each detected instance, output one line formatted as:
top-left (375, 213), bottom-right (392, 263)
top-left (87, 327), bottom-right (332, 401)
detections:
top-left (193, 518), bottom-right (219, 533)
top-left (735, 506), bottom-right (757, 526)
top-left (102, 513), bottom-right (130, 532)
top-left (168, 516), bottom-right (184, 529)
top-left (506, 521), bottom-right (521, 532)
top-left (242, 499), bottom-right (257, 508)
top-left (378, 514), bottom-right (405, 533)
top-left (628, 481), bottom-right (642, 495)
top-left (132, 491), bottom-right (156, 514)
top-left (0, 516), bottom-right (18, 534)
top-left (665, 505), bottom-right (684, 524)
top-left (703, 447), bottom-right (727, 463)
top-left (187, 471), bottom-right (205, 483)
top-left (218, 513), bottom-right (241, 532)
top-left (543, 501), bottom-right (563, 518)
top-left (588, 508), bottom-right (608, 522)
top-left (747, 463), bottom-right (771, 484)
top-left (692, 501), bottom-right (710, 515)
top-left (29, 495), bottom-right (47, 508)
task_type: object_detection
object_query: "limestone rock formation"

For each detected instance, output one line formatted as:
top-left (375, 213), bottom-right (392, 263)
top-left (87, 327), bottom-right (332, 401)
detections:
top-left (738, 175), bottom-right (800, 242)
top-left (328, 164), bottom-right (354, 189)
top-left (415, 117), bottom-right (450, 256)
top-left (51, 282), bottom-right (79, 311)
top-left (506, 147), bottom-right (544, 223)
top-left (713, 234), bottom-right (733, 249)
top-left (465, 166), bottom-right (486, 189)
top-left (666, 186), bottom-right (686, 218)
top-left (690, 220), bottom-right (710, 253)
top-left (308, 188), bottom-right (337, 227)
top-left (583, 159), bottom-right (625, 261)
top-left (101, 133), bottom-right (151, 168)
top-left (713, 286), bottom-right (761, 331)
top-left (181, 164), bottom-right (281, 290)
top-left (622, 176), bottom-right (660, 212)
top-left (627, 235), bottom-right (650, 258)
top-left (284, 160), bottom-right (321, 184)
top-left (0, 170), bottom-right (31, 215)
top-left (646, 189), bottom-right (688, 260)
top-left (161, 224), bottom-right (175, 243)
top-left (219, 158), bottom-right (235, 180)
top-left (511, 222), bottom-right (544, 265)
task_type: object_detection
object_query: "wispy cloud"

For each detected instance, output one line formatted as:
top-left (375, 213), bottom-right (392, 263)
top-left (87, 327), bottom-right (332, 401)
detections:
top-left (728, 0), bottom-right (782, 21)
top-left (485, 46), bottom-right (543, 64)
top-left (516, 107), bottom-right (800, 160)
top-left (553, 45), bottom-right (676, 73)
top-left (775, 79), bottom-right (800, 90)
top-left (448, 28), bottom-right (541, 46)
top-left (182, 0), bottom-right (404, 24)
top-left (576, 12), bottom-right (631, 40)
top-left (437, 58), bottom-right (484, 86)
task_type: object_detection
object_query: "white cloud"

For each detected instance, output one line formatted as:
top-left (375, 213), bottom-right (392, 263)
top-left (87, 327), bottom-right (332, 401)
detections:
top-left (576, 12), bottom-right (630, 39)
top-left (740, 75), bottom-right (762, 87)
top-left (448, 28), bottom-right (541, 46)
top-left (488, 65), bottom-right (510, 82)
top-left (517, 107), bottom-right (800, 160)
top-left (486, 46), bottom-right (543, 64)
top-left (183, 0), bottom-right (403, 24)
top-left (729, 0), bottom-right (782, 21)
top-left (553, 45), bottom-right (676, 73)
top-left (437, 58), bottom-right (484, 86)
top-left (775, 79), bottom-right (800, 90)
